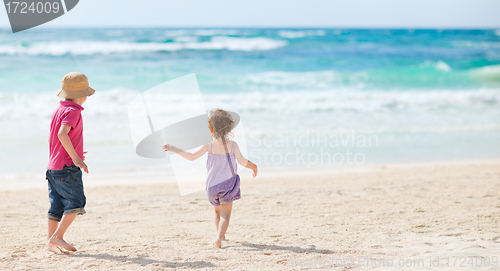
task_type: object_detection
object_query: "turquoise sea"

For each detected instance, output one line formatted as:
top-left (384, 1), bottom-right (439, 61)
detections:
top-left (0, 28), bottom-right (499, 182)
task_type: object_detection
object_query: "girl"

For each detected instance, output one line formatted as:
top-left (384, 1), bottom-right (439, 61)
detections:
top-left (162, 108), bottom-right (258, 248)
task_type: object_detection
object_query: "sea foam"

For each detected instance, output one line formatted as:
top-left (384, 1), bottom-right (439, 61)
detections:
top-left (1, 87), bottom-right (498, 132)
top-left (278, 30), bottom-right (326, 39)
top-left (0, 37), bottom-right (288, 56)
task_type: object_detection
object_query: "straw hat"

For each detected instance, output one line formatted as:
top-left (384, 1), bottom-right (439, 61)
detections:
top-left (56, 72), bottom-right (96, 99)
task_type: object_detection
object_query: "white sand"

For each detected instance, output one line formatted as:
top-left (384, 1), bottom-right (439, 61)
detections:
top-left (0, 160), bottom-right (499, 270)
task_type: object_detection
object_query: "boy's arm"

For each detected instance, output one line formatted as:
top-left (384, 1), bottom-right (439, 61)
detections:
top-left (163, 143), bottom-right (208, 161)
top-left (233, 143), bottom-right (258, 178)
top-left (58, 124), bottom-right (88, 173)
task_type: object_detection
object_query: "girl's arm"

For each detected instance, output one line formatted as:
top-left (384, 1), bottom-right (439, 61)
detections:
top-left (233, 142), bottom-right (258, 178)
top-left (163, 143), bottom-right (208, 161)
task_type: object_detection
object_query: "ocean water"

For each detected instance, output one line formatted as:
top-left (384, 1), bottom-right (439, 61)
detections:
top-left (0, 28), bottom-right (499, 183)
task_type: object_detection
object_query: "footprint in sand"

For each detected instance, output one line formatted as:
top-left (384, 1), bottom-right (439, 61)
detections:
top-left (11, 249), bottom-right (28, 258)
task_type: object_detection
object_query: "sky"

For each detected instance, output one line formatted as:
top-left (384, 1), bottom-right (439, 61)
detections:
top-left (1, 0), bottom-right (500, 28)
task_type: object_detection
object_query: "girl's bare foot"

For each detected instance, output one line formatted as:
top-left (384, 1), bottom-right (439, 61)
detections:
top-left (49, 237), bottom-right (77, 252)
top-left (212, 238), bottom-right (222, 248)
top-left (45, 245), bottom-right (63, 254)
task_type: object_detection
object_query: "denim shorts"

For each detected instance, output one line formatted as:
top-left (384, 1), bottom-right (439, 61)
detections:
top-left (46, 164), bottom-right (86, 222)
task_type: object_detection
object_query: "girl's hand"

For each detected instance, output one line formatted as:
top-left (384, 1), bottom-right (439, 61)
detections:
top-left (252, 167), bottom-right (258, 178)
top-left (162, 144), bottom-right (174, 152)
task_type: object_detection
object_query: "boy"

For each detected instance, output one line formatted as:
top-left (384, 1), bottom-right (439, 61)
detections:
top-left (45, 72), bottom-right (95, 254)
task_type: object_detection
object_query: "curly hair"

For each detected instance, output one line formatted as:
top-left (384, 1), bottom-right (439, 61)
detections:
top-left (208, 108), bottom-right (234, 142)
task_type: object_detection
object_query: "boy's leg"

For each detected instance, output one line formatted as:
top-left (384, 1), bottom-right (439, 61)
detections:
top-left (213, 202), bottom-right (233, 248)
top-left (46, 172), bottom-right (65, 254)
top-left (48, 213), bottom-right (78, 251)
top-left (46, 219), bottom-right (63, 254)
top-left (48, 219), bottom-right (58, 238)
top-left (47, 166), bottom-right (85, 252)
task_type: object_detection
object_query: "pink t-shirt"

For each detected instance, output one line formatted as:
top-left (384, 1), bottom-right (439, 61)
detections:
top-left (47, 100), bottom-right (84, 170)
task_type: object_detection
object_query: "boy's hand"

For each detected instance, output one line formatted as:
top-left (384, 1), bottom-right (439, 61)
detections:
top-left (57, 125), bottom-right (89, 173)
top-left (73, 157), bottom-right (89, 173)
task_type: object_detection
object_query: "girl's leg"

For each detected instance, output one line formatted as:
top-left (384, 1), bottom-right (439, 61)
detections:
top-left (213, 202), bottom-right (232, 248)
top-left (214, 205), bottom-right (221, 233)
top-left (214, 205), bottom-right (227, 241)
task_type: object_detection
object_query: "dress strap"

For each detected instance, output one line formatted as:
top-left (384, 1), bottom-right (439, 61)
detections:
top-left (222, 139), bottom-right (236, 177)
top-left (226, 150), bottom-right (235, 177)
top-left (209, 142), bottom-right (212, 154)
top-left (230, 142), bottom-right (235, 153)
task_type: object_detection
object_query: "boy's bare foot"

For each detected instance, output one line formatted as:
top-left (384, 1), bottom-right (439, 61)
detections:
top-left (49, 237), bottom-right (77, 252)
top-left (45, 245), bottom-right (63, 254)
top-left (212, 238), bottom-right (222, 248)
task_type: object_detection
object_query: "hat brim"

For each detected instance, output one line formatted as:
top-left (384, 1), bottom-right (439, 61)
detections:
top-left (56, 87), bottom-right (95, 99)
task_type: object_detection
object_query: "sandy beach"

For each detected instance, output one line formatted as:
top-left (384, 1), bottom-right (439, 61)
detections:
top-left (1, 160), bottom-right (499, 270)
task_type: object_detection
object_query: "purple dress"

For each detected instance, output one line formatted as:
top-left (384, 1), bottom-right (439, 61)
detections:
top-left (206, 142), bottom-right (241, 206)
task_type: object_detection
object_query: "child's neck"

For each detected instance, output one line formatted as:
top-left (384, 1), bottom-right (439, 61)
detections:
top-left (212, 138), bottom-right (228, 144)
top-left (66, 98), bottom-right (85, 106)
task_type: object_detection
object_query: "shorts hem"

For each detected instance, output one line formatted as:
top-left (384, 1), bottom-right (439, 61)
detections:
top-left (211, 196), bottom-right (241, 207)
top-left (64, 208), bottom-right (86, 215)
top-left (47, 214), bottom-right (61, 222)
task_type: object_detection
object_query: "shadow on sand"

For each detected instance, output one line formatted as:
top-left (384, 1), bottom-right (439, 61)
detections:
top-left (237, 243), bottom-right (335, 254)
top-left (69, 253), bottom-right (216, 268)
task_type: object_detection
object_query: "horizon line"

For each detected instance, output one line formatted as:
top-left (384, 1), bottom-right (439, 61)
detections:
top-left (1, 26), bottom-right (500, 30)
